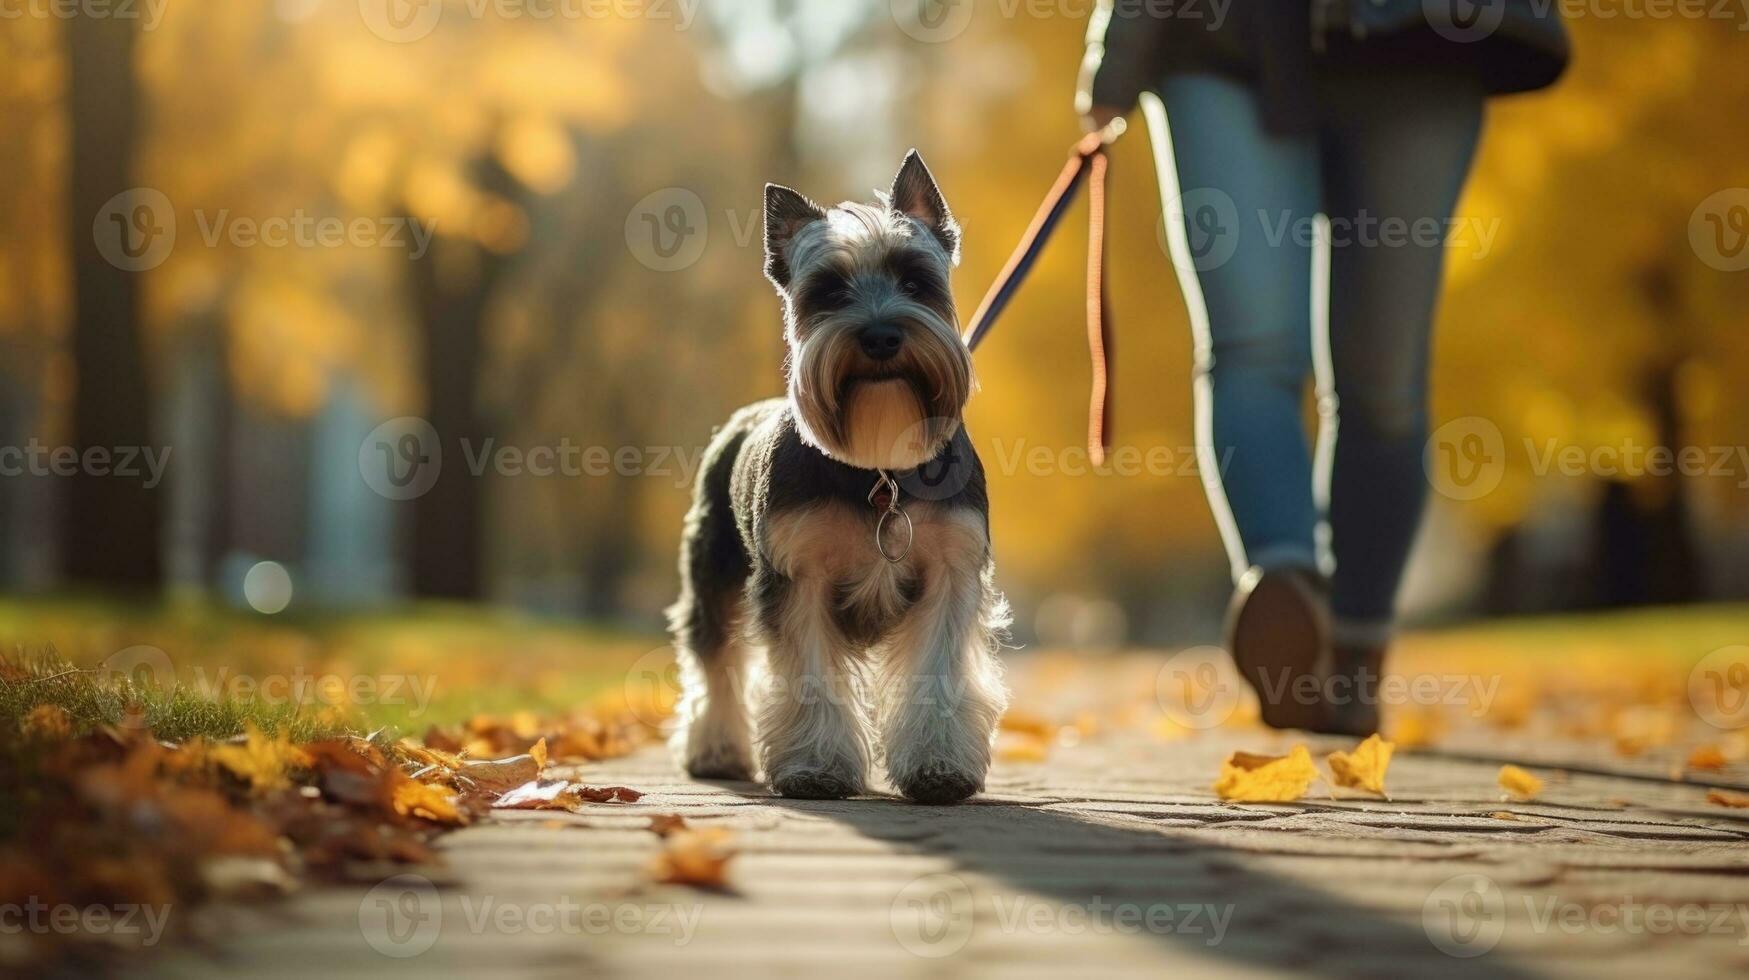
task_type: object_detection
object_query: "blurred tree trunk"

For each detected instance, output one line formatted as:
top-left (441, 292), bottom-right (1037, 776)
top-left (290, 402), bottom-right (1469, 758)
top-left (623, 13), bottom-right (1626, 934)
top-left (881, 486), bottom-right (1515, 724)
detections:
top-left (63, 14), bottom-right (162, 589)
top-left (406, 146), bottom-right (525, 600)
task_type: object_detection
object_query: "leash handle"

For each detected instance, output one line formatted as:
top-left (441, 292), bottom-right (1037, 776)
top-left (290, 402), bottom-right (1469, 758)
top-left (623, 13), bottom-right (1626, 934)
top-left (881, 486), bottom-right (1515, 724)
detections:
top-left (962, 131), bottom-right (1115, 465)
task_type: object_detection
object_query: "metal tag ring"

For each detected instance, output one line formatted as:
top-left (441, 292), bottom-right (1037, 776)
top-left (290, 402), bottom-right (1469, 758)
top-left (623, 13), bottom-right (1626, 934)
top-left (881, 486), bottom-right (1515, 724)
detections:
top-left (875, 507), bottom-right (914, 563)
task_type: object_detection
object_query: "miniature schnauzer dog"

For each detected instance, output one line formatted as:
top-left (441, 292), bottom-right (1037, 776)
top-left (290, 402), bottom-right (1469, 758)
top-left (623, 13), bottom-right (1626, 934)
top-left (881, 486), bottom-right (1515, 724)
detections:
top-left (667, 151), bottom-right (1009, 804)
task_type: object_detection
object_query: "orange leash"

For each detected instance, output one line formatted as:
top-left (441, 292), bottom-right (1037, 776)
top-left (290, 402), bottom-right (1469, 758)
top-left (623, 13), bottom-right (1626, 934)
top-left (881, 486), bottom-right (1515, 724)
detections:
top-left (962, 131), bottom-right (1115, 466)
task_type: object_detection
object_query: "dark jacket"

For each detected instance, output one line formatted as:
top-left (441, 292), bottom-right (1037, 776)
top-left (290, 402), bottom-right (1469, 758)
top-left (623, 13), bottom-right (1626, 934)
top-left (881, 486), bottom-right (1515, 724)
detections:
top-left (1079, 0), bottom-right (1570, 131)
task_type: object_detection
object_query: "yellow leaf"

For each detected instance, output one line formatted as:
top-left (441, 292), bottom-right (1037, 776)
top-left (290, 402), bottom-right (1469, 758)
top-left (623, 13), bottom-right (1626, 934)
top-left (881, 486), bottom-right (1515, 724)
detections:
top-left (208, 723), bottom-right (313, 794)
top-left (530, 736), bottom-right (549, 771)
top-left (1214, 745), bottom-right (1319, 802)
top-left (1498, 764), bottom-right (1544, 799)
top-left (1326, 735), bottom-right (1395, 797)
top-left (393, 778), bottom-right (466, 825)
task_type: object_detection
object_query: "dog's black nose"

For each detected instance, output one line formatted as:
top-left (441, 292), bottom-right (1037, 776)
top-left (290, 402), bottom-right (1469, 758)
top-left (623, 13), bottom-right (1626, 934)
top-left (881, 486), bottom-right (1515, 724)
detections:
top-left (857, 323), bottom-right (903, 361)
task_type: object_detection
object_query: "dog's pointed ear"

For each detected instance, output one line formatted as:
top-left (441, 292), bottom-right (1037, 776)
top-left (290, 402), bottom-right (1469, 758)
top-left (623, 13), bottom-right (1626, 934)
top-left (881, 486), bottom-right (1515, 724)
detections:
top-left (764, 183), bottom-right (826, 290)
top-left (889, 149), bottom-right (960, 264)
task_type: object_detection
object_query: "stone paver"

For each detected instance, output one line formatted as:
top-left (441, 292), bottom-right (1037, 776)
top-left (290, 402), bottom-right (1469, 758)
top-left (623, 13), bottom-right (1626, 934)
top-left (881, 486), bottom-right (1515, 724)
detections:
top-left (141, 665), bottom-right (1749, 980)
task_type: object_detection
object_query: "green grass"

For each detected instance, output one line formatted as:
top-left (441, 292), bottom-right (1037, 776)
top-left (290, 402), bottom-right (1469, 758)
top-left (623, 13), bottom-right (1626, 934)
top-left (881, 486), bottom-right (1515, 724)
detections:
top-left (0, 594), bottom-right (663, 733)
top-left (1, 649), bottom-right (354, 744)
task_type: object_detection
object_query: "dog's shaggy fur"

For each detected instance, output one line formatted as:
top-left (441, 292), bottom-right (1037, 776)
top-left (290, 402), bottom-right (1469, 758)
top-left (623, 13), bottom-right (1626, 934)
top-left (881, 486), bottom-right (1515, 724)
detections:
top-left (666, 152), bottom-right (1008, 804)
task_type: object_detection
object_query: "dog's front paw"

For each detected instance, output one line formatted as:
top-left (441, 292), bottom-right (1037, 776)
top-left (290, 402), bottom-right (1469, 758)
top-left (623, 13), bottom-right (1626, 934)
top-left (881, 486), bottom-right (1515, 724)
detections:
top-left (891, 763), bottom-right (982, 805)
top-left (769, 766), bottom-right (863, 800)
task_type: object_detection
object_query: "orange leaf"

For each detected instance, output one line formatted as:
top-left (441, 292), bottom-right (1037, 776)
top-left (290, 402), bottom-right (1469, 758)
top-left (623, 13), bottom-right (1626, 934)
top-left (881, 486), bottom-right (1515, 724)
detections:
top-left (22, 704), bottom-right (73, 740)
top-left (1214, 745), bottom-right (1318, 802)
top-left (1326, 734), bottom-right (1395, 797)
top-left (1707, 789), bottom-right (1749, 809)
top-left (649, 814), bottom-right (688, 837)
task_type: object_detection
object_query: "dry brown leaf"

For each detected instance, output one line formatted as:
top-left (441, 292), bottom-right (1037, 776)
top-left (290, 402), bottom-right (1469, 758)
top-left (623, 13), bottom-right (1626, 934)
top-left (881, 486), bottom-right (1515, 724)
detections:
top-left (1326, 734), bottom-right (1395, 797)
top-left (1490, 811), bottom-right (1520, 821)
top-left (648, 814), bottom-right (688, 837)
top-left (1213, 745), bottom-right (1319, 802)
top-left (1707, 789), bottom-right (1749, 809)
top-left (650, 827), bottom-right (735, 888)
top-left (459, 753), bottom-right (542, 794)
top-left (1498, 764), bottom-right (1544, 799)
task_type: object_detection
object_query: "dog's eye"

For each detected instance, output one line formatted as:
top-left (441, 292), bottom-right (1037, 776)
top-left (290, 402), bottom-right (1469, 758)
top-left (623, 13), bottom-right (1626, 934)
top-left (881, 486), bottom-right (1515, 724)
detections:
top-left (897, 276), bottom-right (921, 296)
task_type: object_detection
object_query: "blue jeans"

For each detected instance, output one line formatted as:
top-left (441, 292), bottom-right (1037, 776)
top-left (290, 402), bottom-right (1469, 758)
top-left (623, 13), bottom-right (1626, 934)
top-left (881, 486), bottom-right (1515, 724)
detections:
top-left (1140, 70), bottom-right (1484, 643)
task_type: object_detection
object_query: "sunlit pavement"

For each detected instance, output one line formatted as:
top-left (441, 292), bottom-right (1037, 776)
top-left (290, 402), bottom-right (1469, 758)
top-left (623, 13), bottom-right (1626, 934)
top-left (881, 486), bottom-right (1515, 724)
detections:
top-left (135, 651), bottom-right (1749, 980)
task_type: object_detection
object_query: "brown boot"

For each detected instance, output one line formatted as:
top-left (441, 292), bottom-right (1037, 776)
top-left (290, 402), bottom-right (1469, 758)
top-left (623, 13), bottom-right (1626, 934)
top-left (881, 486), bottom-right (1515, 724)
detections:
top-left (1317, 643), bottom-right (1385, 737)
top-left (1225, 566), bottom-right (1331, 731)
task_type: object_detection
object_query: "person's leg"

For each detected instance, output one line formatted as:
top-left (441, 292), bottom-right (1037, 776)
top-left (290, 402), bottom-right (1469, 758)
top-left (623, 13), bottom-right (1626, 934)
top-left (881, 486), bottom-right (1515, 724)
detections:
top-left (1142, 75), bottom-right (1332, 729)
top-left (1318, 70), bottom-right (1485, 651)
top-left (1140, 74), bottom-right (1323, 581)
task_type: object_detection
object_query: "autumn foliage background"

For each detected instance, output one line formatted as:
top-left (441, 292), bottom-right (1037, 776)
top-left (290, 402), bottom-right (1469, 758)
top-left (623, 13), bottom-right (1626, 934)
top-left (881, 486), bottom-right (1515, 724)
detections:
top-left (0, 6), bottom-right (1745, 645)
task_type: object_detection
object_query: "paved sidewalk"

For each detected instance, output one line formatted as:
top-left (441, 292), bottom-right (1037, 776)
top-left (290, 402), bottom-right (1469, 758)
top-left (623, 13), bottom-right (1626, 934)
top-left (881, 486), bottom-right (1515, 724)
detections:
top-left (147, 665), bottom-right (1749, 980)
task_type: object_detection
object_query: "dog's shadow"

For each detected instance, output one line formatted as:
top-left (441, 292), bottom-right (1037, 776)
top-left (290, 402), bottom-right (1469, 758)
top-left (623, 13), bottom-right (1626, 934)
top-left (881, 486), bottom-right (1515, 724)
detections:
top-left (706, 781), bottom-right (1538, 977)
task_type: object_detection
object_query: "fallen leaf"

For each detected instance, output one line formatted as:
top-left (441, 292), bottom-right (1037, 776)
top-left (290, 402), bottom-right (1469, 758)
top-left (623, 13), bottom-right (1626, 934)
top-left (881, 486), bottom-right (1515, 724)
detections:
top-left (648, 814), bottom-right (688, 837)
top-left (1326, 734), bottom-right (1395, 797)
top-left (392, 778), bottom-right (467, 825)
top-left (459, 753), bottom-right (542, 794)
top-left (650, 827), bottom-right (735, 888)
top-left (208, 724), bottom-right (313, 794)
top-left (1490, 811), bottom-right (1520, 821)
top-left (1214, 745), bottom-right (1319, 802)
top-left (1498, 764), bottom-right (1544, 799)
top-left (573, 785), bottom-right (643, 803)
top-left (1687, 745), bottom-right (1728, 771)
top-left (1707, 789), bottom-right (1749, 808)
top-left (529, 737), bottom-right (549, 770)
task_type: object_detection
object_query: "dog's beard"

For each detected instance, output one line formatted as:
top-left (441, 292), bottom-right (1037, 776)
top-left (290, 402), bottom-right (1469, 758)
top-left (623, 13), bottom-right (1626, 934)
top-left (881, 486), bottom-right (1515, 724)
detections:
top-left (789, 308), bottom-right (971, 471)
